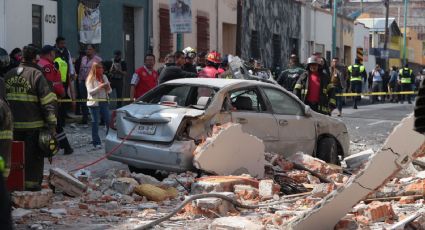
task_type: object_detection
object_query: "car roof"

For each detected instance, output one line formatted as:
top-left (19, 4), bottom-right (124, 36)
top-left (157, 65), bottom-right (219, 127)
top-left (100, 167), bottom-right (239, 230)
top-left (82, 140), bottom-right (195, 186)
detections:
top-left (164, 78), bottom-right (272, 89)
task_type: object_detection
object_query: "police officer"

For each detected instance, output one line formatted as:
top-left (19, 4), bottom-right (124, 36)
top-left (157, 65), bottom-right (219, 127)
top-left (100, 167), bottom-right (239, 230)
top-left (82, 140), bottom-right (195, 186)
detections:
top-left (348, 59), bottom-right (367, 109)
top-left (294, 56), bottom-right (336, 116)
top-left (277, 54), bottom-right (305, 92)
top-left (398, 64), bottom-right (415, 104)
top-left (39, 45), bottom-right (73, 155)
top-left (4, 45), bottom-right (58, 191)
top-left (0, 47), bottom-right (13, 230)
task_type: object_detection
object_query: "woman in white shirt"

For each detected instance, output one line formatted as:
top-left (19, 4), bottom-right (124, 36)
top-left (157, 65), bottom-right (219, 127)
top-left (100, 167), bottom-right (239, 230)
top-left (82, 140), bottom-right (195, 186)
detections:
top-left (85, 62), bottom-right (111, 149)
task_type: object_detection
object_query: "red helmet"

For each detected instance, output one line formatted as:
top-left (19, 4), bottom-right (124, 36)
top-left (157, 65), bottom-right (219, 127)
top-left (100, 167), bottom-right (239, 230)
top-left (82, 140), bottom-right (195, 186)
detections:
top-left (207, 51), bottom-right (221, 64)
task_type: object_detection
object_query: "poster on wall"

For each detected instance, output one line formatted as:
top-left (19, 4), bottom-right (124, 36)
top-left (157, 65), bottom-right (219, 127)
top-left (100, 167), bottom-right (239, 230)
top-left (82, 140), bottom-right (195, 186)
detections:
top-left (169, 0), bottom-right (192, 33)
top-left (78, 2), bottom-right (101, 44)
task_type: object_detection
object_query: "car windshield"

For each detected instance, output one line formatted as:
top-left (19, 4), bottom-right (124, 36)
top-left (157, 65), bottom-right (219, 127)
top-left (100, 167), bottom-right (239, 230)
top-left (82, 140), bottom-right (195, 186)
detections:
top-left (138, 84), bottom-right (218, 109)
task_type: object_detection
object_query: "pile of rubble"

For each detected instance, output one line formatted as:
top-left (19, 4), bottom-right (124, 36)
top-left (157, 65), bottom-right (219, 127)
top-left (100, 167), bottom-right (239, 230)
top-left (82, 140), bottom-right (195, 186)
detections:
top-left (10, 116), bottom-right (425, 229)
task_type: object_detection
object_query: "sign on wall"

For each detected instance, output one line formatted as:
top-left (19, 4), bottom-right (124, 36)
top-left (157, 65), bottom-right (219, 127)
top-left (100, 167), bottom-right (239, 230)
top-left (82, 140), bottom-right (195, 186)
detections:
top-left (169, 0), bottom-right (192, 33)
top-left (77, 2), bottom-right (101, 44)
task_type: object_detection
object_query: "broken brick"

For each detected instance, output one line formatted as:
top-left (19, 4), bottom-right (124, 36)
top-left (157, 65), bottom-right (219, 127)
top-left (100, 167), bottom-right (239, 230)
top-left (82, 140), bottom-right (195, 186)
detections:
top-left (234, 185), bottom-right (259, 200)
top-left (209, 216), bottom-right (264, 230)
top-left (78, 203), bottom-right (89, 210)
top-left (49, 168), bottom-right (87, 197)
top-left (258, 180), bottom-right (279, 200)
top-left (311, 183), bottom-right (336, 198)
top-left (11, 189), bottom-right (53, 209)
top-left (286, 170), bottom-right (309, 184)
top-left (287, 153), bottom-right (341, 176)
top-left (364, 201), bottom-right (395, 223)
top-left (275, 158), bottom-right (294, 171)
top-left (405, 179), bottom-right (425, 195)
top-left (191, 176), bottom-right (258, 194)
top-left (189, 192), bottom-right (237, 217)
top-left (335, 218), bottom-right (359, 230)
top-left (399, 196), bottom-right (416, 204)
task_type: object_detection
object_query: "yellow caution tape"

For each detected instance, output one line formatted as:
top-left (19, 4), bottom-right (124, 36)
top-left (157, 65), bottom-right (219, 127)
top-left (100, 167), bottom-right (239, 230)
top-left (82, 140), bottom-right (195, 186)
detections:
top-left (336, 91), bottom-right (417, 97)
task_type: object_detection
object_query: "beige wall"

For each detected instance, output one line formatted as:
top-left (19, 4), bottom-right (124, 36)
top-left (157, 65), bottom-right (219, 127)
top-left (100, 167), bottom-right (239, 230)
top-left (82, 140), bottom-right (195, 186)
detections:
top-left (405, 28), bottom-right (425, 65)
top-left (152, 0), bottom-right (237, 65)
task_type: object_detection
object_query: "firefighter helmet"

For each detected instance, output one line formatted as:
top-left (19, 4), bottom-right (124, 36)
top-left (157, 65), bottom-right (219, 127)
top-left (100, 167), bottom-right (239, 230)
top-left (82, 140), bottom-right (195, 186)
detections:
top-left (38, 129), bottom-right (59, 157)
top-left (183, 47), bottom-right (197, 59)
top-left (0, 47), bottom-right (10, 70)
top-left (207, 51), bottom-right (222, 64)
top-left (307, 56), bottom-right (319, 65)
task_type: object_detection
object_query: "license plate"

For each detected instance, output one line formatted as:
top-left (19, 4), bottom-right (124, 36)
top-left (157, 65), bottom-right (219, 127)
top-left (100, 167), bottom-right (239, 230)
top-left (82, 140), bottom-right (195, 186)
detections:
top-left (137, 124), bottom-right (156, 135)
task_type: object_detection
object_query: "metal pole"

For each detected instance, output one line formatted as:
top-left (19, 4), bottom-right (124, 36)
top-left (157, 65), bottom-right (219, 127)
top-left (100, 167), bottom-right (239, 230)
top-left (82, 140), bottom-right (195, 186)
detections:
top-left (361, 0), bottom-right (363, 14)
top-left (177, 33), bottom-right (183, 51)
top-left (403, 0), bottom-right (408, 65)
top-left (332, 0), bottom-right (337, 58)
top-left (384, 0), bottom-right (389, 69)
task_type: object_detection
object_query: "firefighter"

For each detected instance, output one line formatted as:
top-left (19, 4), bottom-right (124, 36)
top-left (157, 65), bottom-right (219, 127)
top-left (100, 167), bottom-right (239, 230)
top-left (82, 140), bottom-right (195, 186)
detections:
top-left (0, 47), bottom-right (13, 230)
top-left (39, 45), bottom-right (73, 155)
top-left (198, 51), bottom-right (221, 78)
top-left (182, 47), bottom-right (197, 73)
top-left (398, 64), bottom-right (415, 104)
top-left (294, 56), bottom-right (336, 116)
top-left (4, 45), bottom-right (58, 191)
top-left (348, 59), bottom-right (367, 109)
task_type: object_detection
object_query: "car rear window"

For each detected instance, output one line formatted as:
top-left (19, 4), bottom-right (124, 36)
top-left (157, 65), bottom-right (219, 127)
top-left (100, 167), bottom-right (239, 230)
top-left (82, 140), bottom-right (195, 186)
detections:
top-left (139, 84), bottom-right (218, 108)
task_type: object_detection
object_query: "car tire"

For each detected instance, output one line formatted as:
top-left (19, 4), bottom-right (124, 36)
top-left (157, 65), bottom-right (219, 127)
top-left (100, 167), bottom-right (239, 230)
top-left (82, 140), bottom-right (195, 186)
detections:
top-left (128, 166), bottom-right (168, 180)
top-left (316, 137), bottom-right (340, 165)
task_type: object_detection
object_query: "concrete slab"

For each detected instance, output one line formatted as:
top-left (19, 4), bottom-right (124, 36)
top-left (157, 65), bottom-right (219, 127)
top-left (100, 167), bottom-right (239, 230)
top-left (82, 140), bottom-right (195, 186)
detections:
top-left (209, 216), bottom-right (265, 230)
top-left (193, 124), bottom-right (266, 178)
top-left (49, 168), bottom-right (87, 197)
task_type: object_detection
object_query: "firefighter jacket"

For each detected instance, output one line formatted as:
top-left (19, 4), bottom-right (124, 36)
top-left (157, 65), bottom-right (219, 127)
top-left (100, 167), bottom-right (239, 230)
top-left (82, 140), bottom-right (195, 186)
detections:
top-left (38, 58), bottom-right (65, 98)
top-left (399, 67), bottom-right (414, 84)
top-left (293, 71), bottom-right (336, 115)
top-left (0, 77), bottom-right (12, 176)
top-left (4, 62), bottom-right (57, 131)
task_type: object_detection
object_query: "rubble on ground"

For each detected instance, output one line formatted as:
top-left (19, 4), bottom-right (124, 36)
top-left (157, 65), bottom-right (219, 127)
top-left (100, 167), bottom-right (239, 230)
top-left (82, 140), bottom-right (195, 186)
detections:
top-left (11, 116), bottom-right (425, 229)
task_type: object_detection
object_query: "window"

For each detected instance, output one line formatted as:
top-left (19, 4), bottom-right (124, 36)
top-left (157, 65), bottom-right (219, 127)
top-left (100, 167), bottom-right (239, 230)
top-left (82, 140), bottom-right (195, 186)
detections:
top-left (230, 88), bottom-right (266, 112)
top-left (159, 8), bottom-right (173, 62)
top-left (32, 5), bottom-right (43, 48)
top-left (197, 13), bottom-right (210, 53)
top-left (272, 34), bottom-right (281, 68)
top-left (262, 87), bottom-right (303, 116)
top-left (250, 30), bottom-right (260, 59)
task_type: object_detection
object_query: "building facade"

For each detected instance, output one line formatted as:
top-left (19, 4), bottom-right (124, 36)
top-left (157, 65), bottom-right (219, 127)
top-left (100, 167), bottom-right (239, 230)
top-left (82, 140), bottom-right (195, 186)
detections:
top-left (57, 0), bottom-right (151, 74)
top-left (152, 0), bottom-right (237, 64)
top-left (352, 22), bottom-right (376, 72)
top-left (0, 0), bottom-right (58, 53)
top-left (239, 0), bottom-right (302, 69)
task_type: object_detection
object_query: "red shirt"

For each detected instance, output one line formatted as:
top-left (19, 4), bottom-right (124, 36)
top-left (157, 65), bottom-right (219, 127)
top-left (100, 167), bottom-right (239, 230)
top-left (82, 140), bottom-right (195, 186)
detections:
top-left (132, 66), bottom-right (158, 99)
top-left (306, 72), bottom-right (320, 104)
top-left (38, 58), bottom-right (65, 97)
top-left (198, 66), bottom-right (219, 78)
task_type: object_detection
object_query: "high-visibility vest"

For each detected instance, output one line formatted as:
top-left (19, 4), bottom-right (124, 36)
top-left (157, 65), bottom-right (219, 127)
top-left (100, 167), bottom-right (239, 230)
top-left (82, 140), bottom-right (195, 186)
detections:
top-left (399, 68), bottom-right (413, 84)
top-left (54, 57), bottom-right (68, 83)
top-left (348, 64), bottom-right (365, 81)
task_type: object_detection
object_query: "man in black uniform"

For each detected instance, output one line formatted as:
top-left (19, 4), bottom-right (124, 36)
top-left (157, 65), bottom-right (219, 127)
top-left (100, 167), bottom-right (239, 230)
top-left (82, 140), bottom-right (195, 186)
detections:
top-left (0, 47), bottom-right (13, 230)
top-left (277, 54), bottom-right (305, 92)
top-left (4, 45), bottom-right (57, 191)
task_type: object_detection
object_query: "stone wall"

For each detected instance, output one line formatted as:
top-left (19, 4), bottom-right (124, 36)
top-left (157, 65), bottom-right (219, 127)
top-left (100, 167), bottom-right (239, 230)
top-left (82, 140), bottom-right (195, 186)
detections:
top-left (240, 0), bottom-right (301, 69)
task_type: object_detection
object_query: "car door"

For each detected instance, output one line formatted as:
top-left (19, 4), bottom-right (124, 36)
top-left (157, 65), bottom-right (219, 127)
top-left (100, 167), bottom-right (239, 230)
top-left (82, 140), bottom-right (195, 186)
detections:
top-left (228, 87), bottom-right (280, 153)
top-left (261, 87), bottom-right (316, 157)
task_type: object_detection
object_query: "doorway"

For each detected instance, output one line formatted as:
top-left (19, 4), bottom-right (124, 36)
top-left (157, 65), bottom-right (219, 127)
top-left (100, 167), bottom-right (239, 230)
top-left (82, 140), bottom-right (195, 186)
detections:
top-left (123, 6), bottom-right (135, 74)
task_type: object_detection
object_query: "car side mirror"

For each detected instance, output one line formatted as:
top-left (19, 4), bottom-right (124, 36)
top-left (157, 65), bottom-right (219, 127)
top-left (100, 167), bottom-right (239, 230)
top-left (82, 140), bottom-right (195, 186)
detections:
top-left (305, 105), bottom-right (312, 117)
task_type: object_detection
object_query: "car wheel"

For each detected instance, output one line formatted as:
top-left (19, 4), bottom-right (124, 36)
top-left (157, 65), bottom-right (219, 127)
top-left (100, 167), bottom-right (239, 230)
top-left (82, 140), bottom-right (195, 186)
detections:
top-left (316, 137), bottom-right (340, 165)
top-left (128, 166), bottom-right (168, 180)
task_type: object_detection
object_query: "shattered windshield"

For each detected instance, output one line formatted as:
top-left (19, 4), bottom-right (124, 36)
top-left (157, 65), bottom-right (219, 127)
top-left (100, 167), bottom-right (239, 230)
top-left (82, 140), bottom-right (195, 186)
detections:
top-left (139, 84), bottom-right (218, 108)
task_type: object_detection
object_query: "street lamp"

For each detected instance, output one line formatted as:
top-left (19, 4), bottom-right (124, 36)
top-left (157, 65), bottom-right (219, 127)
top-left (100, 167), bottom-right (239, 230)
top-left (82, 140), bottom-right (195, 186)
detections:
top-left (403, 0), bottom-right (409, 65)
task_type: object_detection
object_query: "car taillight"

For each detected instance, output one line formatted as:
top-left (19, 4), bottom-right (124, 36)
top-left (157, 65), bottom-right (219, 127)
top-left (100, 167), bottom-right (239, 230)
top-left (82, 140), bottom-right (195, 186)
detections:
top-left (110, 110), bottom-right (117, 130)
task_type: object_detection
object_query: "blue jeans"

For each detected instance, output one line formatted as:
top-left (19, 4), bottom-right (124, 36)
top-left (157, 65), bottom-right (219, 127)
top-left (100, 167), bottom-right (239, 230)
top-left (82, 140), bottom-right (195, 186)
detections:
top-left (89, 102), bottom-right (110, 146)
top-left (78, 81), bottom-right (89, 123)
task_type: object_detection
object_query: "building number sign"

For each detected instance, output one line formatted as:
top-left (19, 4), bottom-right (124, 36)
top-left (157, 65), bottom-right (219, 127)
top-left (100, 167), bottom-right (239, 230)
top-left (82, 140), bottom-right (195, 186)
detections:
top-left (45, 14), bottom-right (56, 24)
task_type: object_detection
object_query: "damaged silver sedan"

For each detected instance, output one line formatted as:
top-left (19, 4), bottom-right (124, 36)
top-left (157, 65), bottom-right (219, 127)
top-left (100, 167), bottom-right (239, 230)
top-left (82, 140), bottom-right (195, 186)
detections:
top-left (106, 79), bottom-right (349, 174)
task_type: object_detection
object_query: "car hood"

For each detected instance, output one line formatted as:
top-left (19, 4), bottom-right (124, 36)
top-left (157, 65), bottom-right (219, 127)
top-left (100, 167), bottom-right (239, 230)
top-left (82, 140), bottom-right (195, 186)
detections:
top-left (116, 103), bottom-right (205, 142)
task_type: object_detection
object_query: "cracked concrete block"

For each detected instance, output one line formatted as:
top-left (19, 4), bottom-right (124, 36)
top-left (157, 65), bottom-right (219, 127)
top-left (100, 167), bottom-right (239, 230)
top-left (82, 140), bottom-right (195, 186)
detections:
top-left (289, 115), bottom-right (425, 230)
top-left (258, 180), bottom-right (278, 200)
top-left (11, 189), bottom-right (53, 209)
top-left (194, 192), bottom-right (236, 216)
top-left (111, 177), bottom-right (139, 195)
top-left (234, 185), bottom-right (259, 200)
top-left (49, 168), bottom-right (87, 197)
top-left (343, 149), bottom-right (374, 169)
top-left (209, 216), bottom-right (265, 230)
top-left (12, 208), bottom-right (33, 219)
top-left (193, 124), bottom-right (266, 178)
top-left (311, 183), bottom-right (336, 198)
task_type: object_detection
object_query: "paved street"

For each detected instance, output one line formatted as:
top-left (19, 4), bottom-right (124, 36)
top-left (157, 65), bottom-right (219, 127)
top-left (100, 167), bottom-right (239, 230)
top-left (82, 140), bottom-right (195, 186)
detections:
top-left (333, 99), bottom-right (414, 153)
